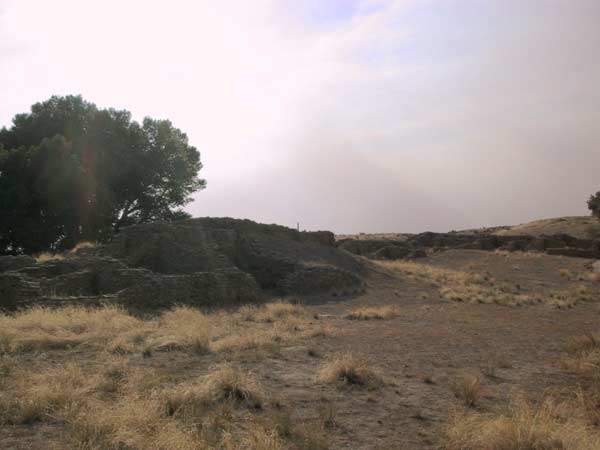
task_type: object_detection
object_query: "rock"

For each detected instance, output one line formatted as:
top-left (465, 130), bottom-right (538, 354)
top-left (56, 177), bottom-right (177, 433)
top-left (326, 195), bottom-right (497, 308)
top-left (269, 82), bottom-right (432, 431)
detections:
top-left (281, 265), bottom-right (363, 296)
top-left (408, 249), bottom-right (427, 259)
top-left (0, 255), bottom-right (37, 272)
top-left (546, 248), bottom-right (600, 258)
top-left (118, 268), bottom-right (262, 308)
top-left (527, 237), bottom-right (566, 251)
top-left (337, 239), bottom-right (405, 257)
top-left (592, 260), bottom-right (600, 274)
top-left (372, 246), bottom-right (411, 260)
top-left (502, 240), bottom-right (529, 252)
top-left (0, 272), bottom-right (41, 309)
top-left (495, 235), bottom-right (535, 250)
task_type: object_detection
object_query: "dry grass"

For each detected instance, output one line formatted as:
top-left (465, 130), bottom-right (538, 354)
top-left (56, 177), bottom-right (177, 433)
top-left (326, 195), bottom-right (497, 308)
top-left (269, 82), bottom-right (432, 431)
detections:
top-left (0, 301), bottom-right (315, 356)
top-left (382, 260), bottom-right (539, 306)
top-left (445, 398), bottom-right (600, 450)
top-left (200, 366), bottom-right (264, 409)
top-left (561, 332), bottom-right (600, 404)
top-left (451, 374), bottom-right (484, 407)
top-left (0, 302), bottom-right (329, 449)
top-left (559, 268), bottom-right (600, 282)
top-left (318, 402), bottom-right (338, 429)
top-left (160, 366), bottom-right (263, 421)
top-left (481, 354), bottom-right (513, 378)
top-left (0, 305), bottom-right (141, 353)
top-left (69, 241), bottom-right (97, 253)
top-left (235, 301), bottom-right (307, 323)
top-left (156, 306), bottom-right (211, 354)
top-left (211, 329), bottom-right (281, 354)
top-left (493, 249), bottom-right (543, 258)
top-left (32, 242), bottom-right (97, 263)
top-left (343, 305), bottom-right (399, 320)
top-left (381, 260), bottom-right (599, 308)
top-left (445, 331), bottom-right (600, 450)
top-left (0, 357), bottom-right (320, 450)
top-left (317, 353), bottom-right (385, 388)
top-left (33, 251), bottom-right (65, 263)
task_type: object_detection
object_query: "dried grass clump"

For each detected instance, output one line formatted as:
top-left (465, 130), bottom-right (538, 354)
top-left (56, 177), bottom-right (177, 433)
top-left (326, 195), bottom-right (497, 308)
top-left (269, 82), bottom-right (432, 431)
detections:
top-left (317, 353), bottom-right (384, 388)
top-left (451, 374), bottom-right (484, 407)
top-left (559, 268), bottom-right (600, 282)
top-left (237, 301), bottom-right (307, 323)
top-left (68, 397), bottom-right (183, 450)
top-left (344, 305), bottom-right (399, 320)
top-left (211, 329), bottom-right (281, 354)
top-left (234, 426), bottom-right (286, 450)
top-left (269, 411), bottom-right (329, 450)
top-left (69, 241), bottom-right (97, 253)
top-left (156, 306), bottom-right (211, 354)
top-left (201, 366), bottom-right (264, 409)
top-left (2, 358), bottom-right (159, 426)
top-left (33, 252), bottom-right (65, 263)
top-left (9, 363), bottom-right (93, 424)
top-left (561, 332), bottom-right (600, 378)
top-left (0, 305), bottom-right (142, 354)
top-left (444, 399), bottom-right (600, 450)
top-left (548, 285), bottom-right (599, 310)
top-left (565, 332), bottom-right (599, 354)
top-left (162, 365), bottom-right (264, 416)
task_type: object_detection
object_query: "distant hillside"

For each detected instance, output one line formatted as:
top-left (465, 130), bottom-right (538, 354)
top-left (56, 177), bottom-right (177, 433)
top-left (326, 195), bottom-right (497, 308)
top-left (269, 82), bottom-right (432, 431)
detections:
top-left (495, 216), bottom-right (600, 239)
top-left (338, 216), bottom-right (600, 242)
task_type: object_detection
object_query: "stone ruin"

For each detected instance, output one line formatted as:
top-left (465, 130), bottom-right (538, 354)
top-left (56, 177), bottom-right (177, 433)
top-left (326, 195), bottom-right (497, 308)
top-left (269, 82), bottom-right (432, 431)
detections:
top-left (337, 231), bottom-right (600, 260)
top-left (0, 218), bottom-right (364, 311)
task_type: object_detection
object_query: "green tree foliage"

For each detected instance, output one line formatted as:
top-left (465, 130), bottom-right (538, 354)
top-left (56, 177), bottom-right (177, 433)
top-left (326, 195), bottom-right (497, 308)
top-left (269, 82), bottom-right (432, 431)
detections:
top-left (0, 95), bottom-right (205, 254)
top-left (588, 191), bottom-right (600, 219)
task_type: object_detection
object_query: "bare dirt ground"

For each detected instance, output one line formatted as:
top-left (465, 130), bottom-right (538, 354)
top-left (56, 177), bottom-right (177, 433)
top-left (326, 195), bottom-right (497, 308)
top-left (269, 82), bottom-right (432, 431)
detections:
top-left (2, 250), bottom-right (599, 450)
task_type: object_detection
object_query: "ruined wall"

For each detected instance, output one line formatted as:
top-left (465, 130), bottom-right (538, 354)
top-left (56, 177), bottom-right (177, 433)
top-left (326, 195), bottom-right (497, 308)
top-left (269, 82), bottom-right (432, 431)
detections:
top-left (0, 218), bottom-right (363, 310)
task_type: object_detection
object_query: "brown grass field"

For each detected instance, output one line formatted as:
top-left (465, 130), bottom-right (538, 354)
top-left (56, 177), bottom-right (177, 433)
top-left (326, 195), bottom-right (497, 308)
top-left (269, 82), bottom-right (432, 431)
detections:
top-left (1, 249), bottom-right (600, 449)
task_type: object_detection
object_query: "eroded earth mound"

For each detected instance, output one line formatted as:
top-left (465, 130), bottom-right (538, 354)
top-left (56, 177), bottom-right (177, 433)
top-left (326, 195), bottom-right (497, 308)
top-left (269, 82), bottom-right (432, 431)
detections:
top-left (0, 218), bottom-right (364, 310)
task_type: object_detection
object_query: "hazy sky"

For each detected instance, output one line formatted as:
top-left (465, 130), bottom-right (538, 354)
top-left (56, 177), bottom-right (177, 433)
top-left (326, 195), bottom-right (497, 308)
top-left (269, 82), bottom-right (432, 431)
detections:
top-left (1, 0), bottom-right (599, 233)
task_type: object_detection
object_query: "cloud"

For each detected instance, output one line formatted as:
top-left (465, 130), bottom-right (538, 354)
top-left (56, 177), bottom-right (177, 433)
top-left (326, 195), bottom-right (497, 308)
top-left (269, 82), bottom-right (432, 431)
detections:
top-left (1, 0), bottom-right (598, 232)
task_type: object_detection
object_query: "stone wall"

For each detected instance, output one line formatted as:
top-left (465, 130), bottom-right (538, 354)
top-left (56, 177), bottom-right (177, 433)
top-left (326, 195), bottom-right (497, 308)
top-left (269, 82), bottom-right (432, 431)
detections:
top-left (0, 218), bottom-right (363, 310)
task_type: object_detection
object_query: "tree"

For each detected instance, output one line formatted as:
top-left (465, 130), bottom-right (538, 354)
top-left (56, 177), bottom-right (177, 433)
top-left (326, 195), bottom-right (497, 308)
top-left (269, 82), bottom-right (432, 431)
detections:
top-left (588, 191), bottom-right (600, 219)
top-left (0, 95), bottom-right (205, 254)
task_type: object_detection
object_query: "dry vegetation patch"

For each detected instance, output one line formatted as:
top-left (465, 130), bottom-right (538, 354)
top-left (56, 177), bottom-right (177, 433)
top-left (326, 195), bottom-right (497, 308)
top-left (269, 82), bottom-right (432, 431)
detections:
top-left (343, 305), bottom-right (399, 320)
top-left (317, 353), bottom-right (385, 388)
top-left (450, 374), bottom-right (484, 408)
top-left (200, 366), bottom-right (264, 409)
top-left (0, 352), bottom-right (325, 450)
top-left (380, 260), bottom-right (599, 308)
top-left (445, 331), bottom-right (600, 450)
top-left (445, 399), bottom-right (600, 450)
top-left (383, 260), bottom-right (540, 306)
top-left (0, 301), bottom-right (315, 357)
top-left (0, 301), bottom-right (331, 449)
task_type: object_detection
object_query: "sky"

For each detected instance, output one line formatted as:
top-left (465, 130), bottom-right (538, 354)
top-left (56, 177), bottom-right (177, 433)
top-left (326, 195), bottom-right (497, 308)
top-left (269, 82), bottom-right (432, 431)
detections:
top-left (1, 0), bottom-right (599, 233)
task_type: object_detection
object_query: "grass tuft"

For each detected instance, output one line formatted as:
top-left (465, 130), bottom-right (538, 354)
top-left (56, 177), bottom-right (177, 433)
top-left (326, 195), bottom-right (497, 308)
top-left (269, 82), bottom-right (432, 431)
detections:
top-left (343, 305), bottom-right (399, 320)
top-left (451, 374), bottom-right (483, 407)
top-left (317, 353), bottom-right (385, 388)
